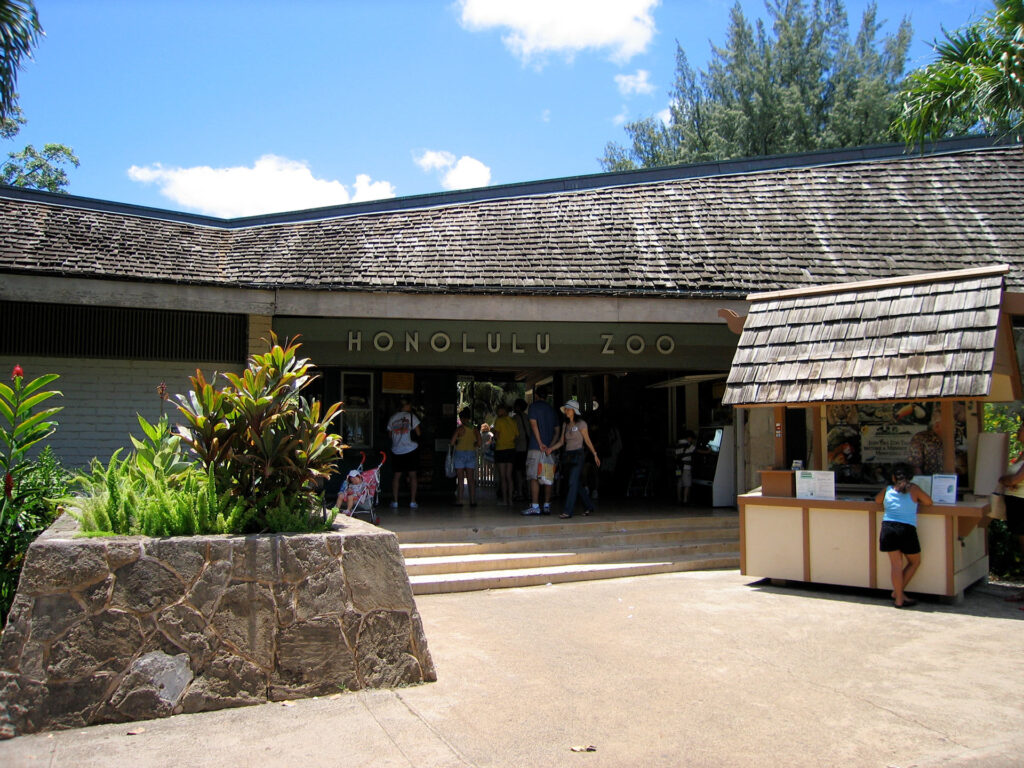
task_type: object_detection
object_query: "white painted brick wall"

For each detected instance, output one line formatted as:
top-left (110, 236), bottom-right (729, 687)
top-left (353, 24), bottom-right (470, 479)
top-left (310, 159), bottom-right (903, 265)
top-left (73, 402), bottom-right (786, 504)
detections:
top-left (0, 357), bottom-right (242, 469)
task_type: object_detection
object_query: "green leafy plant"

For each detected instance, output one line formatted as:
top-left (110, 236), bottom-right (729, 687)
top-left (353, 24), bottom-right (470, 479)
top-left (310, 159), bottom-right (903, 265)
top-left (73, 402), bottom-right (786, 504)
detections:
top-left (1, 364), bottom-right (66, 625)
top-left (984, 402), bottom-right (1024, 581)
top-left (175, 334), bottom-right (344, 533)
top-left (69, 451), bottom-right (249, 538)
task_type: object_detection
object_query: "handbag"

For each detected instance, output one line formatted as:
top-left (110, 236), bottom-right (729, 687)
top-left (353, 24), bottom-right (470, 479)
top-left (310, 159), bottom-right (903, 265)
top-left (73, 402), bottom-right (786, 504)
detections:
top-left (445, 445), bottom-right (457, 478)
top-left (539, 453), bottom-right (556, 485)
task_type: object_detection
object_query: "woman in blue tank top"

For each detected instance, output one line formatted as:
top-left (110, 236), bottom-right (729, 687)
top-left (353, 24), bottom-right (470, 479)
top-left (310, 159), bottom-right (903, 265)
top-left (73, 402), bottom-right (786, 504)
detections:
top-left (875, 462), bottom-right (933, 608)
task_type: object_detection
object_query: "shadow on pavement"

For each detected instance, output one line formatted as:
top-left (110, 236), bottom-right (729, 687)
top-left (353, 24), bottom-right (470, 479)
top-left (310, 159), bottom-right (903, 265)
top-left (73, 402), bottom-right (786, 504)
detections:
top-left (745, 576), bottom-right (1024, 620)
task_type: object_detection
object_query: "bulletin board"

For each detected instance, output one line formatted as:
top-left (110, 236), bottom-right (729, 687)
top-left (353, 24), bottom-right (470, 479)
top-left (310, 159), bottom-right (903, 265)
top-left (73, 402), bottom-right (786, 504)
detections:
top-left (826, 401), bottom-right (969, 485)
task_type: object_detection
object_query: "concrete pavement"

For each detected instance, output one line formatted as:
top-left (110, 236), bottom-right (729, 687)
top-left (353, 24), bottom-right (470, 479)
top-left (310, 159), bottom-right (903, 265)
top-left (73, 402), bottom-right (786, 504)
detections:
top-left (2, 569), bottom-right (1023, 767)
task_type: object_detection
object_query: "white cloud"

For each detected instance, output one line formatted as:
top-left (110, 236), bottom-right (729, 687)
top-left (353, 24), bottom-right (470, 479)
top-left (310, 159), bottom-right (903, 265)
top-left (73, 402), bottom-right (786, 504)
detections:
top-left (541, 108), bottom-right (551, 122)
top-left (458, 0), bottom-right (658, 64)
top-left (414, 149), bottom-right (492, 190)
top-left (657, 107), bottom-right (672, 126)
top-left (414, 150), bottom-right (457, 172)
top-left (126, 155), bottom-right (395, 217)
top-left (613, 106), bottom-right (629, 126)
top-left (615, 69), bottom-right (654, 96)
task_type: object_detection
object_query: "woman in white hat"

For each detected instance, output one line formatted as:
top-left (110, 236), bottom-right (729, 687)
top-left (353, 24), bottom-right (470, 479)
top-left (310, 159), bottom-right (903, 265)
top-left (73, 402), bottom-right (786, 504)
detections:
top-left (550, 399), bottom-right (600, 518)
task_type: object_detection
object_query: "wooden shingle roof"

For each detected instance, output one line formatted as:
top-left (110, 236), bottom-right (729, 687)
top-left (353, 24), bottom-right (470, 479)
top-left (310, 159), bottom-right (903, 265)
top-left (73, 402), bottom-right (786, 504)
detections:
top-left (722, 265), bottom-right (1013, 406)
top-left (1, 141), bottom-right (1023, 298)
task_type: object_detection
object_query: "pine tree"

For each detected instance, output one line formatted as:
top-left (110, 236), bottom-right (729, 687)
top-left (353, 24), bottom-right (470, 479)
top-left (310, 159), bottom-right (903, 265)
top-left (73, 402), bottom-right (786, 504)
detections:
top-left (602, 0), bottom-right (912, 170)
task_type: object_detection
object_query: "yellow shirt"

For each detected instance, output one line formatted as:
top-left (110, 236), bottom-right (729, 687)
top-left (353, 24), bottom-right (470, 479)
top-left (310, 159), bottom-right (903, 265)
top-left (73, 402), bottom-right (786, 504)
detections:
top-left (454, 422), bottom-right (478, 451)
top-left (493, 415), bottom-right (518, 451)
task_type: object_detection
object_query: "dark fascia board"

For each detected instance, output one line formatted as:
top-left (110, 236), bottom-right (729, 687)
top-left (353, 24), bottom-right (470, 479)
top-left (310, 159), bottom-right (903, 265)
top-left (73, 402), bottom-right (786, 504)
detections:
top-left (0, 134), bottom-right (1018, 230)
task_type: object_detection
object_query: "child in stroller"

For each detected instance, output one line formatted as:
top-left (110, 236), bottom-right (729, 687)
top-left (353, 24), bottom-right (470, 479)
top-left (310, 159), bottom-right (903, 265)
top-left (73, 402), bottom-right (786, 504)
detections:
top-left (334, 452), bottom-right (386, 525)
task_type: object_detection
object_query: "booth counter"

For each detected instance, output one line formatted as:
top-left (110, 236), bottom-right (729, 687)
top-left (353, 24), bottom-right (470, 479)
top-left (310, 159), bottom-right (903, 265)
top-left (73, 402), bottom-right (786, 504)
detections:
top-left (737, 485), bottom-right (990, 599)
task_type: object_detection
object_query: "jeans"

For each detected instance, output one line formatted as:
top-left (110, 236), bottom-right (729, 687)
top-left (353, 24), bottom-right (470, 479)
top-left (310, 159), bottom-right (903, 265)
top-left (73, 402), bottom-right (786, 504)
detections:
top-left (562, 450), bottom-right (594, 516)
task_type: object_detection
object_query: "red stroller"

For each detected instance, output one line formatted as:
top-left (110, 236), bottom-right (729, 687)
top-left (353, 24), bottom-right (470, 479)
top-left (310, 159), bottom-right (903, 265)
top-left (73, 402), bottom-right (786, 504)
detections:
top-left (336, 451), bottom-right (387, 525)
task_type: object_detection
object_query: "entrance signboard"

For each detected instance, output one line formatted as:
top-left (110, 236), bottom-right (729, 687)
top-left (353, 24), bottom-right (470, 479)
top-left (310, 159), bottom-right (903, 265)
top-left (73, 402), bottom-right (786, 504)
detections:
top-left (276, 317), bottom-right (738, 371)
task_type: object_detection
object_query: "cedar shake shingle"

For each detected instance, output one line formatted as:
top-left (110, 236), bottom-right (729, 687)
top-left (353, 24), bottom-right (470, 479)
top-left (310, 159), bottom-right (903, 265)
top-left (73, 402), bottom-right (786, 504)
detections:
top-left (0, 143), bottom-right (1022, 297)
top-left (723, 267), bottom-right (1007, 405)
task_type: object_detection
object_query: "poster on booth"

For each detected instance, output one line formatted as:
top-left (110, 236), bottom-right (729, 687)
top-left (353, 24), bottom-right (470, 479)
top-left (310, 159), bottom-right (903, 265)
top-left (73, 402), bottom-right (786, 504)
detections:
top-left (795, 471), bottom-right (836, 500)
top-left (931, 474), bottom-right (958, 504)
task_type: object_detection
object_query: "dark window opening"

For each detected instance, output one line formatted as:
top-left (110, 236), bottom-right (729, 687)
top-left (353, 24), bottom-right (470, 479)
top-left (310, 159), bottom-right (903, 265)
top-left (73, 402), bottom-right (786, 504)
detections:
top-left (0, 301), bottom-right (246, 362)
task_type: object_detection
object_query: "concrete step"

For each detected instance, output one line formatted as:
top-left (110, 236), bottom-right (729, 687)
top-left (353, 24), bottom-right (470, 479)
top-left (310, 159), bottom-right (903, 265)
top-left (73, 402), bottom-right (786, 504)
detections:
top-left (399, 513), bottom-right (740, 594)
top-left (399, 523), bottom-right (738, 559)
top-left (396, 514), bottom-right (737, 544)
top-left (408, 551), bottom-right (741, 594)
top-left (404, 537), bottom-right (739, 576)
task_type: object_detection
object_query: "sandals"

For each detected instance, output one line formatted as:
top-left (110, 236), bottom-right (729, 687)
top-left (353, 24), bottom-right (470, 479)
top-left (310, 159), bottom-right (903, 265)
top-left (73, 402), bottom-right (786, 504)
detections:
top-left (559, 513), bottom-right (572, 519)
top-left (893, 598), bottom-right (917, 608)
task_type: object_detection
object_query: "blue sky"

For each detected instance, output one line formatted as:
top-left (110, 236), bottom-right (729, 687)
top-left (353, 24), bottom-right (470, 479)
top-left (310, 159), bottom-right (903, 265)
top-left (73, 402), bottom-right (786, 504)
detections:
top-left (9, 0), bottom-right (987, 217)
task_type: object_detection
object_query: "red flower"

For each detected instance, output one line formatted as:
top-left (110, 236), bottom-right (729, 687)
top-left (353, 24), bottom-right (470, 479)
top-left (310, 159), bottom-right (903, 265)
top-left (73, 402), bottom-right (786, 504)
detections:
top-left (11, 365), bottom-right (23, 380)
top-left (4, 472), bottom-right (12, 500)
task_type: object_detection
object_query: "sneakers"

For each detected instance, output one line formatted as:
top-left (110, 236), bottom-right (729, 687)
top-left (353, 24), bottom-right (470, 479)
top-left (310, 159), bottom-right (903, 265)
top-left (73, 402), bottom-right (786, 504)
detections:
top-left (521, 505), bottom-right (541, 516)
top-left (409, 502), bottom-right (418, 509)
top-left (390, 501), bottom-right (399, 509)
top-left (541, 503), bottom-right (552, 515)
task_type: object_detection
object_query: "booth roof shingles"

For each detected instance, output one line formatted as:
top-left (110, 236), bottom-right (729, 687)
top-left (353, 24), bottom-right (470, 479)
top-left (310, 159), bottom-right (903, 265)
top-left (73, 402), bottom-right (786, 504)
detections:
top-left (0, 140), bottom-right (1023, 298)
top-left (722, 268), bottom-right (1006, 406)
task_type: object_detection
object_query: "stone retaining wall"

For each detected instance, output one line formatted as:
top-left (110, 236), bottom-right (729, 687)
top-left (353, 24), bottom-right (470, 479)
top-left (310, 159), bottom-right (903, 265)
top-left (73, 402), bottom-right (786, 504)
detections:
top-left (0, 514), bottom-right (435, 738)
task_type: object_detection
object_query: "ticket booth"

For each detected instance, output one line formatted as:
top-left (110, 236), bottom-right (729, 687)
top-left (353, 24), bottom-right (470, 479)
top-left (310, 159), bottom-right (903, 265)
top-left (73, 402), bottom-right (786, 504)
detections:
top-left (723, 266), bottom-right (1022, 599)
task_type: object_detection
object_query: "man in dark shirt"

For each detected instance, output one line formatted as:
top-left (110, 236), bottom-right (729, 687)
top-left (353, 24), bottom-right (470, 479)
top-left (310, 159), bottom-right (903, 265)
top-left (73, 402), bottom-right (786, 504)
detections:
top-left (522, 385), bottom-right (560, 515)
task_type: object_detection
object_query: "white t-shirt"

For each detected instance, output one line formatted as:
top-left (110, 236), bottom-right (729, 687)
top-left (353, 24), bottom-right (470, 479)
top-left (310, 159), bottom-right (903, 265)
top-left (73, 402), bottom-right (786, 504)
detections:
top-left (387, 411), bottom-right (420, 455)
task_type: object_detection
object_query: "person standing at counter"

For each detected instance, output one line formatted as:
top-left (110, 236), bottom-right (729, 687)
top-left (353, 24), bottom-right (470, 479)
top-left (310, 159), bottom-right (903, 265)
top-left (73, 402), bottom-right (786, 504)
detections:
top-left (998, 422), bottom-right (1024, 607)
top-left (909, 409), bottom-right (944, 475)
top-left (876, 462), bottom-right (933, 608)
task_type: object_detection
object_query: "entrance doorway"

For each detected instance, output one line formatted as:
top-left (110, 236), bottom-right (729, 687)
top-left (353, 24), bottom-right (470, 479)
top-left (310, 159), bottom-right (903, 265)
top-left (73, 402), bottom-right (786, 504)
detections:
top-left (455, 375), bottom-right (527, 490)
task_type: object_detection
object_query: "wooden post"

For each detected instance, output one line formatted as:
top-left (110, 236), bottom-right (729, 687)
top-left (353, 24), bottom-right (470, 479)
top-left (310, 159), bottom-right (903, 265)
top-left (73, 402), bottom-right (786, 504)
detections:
top-left (941, 400), bottom-right (955, 474)
top-left (774, 405), bottom-right (786, 469)
top-left (810, 405), bottom-right (824, 470)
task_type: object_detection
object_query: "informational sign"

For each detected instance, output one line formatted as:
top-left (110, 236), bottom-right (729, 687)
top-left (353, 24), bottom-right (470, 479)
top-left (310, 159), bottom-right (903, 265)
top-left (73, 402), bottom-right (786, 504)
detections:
top-left (860, 424), bottom-right (920, 464)
top-left (931, 474), bottom-right (958, 504)
top-left (796, 470), bottom-right (836, 500)
top-left (825, 401), bottom-right (971, 485)
top-left (381, 372), bottom-right (414, 394)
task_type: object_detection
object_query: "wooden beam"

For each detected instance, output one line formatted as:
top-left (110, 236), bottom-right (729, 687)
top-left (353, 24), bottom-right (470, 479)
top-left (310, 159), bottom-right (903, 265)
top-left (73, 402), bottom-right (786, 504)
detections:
top-left (774, 406), bottom-right (786, 469)
top-left (941, 400), bottom-right (956, 474)
top-left (811, 405), bottom-right (824, 470)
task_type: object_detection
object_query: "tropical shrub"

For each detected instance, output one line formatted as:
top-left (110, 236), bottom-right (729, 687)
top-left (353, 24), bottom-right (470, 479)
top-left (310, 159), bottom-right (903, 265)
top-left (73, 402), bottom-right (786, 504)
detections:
top-left (70, 336), bottom-right (345, 536)
top-left (1, 365), bottom-right (66, 625)
top-left (69, 416), bottom-right (250, 537)
top-left (173, 334), bottom-right (345, 533)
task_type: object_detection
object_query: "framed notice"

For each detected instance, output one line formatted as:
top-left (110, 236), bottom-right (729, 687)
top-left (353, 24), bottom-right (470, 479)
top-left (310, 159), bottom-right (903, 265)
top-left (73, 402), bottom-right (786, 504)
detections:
top-left (795, 470), bottom-right (836, 500)
top-left (931, 474), bottom-right (958, 504)
top-left (381, 372), bottom-right (414, 394)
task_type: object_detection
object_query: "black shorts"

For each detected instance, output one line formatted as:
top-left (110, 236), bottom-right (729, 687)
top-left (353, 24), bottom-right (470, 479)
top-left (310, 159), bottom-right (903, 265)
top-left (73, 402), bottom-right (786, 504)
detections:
top-left (494, 449), bottom-right (515, 464)
top-left (1005, 494), bottom-right (1024, 536)
top-left (513, 451), bottom-right (527, 472)
top-left (391, 448), bottom-right (418, 473)
top-left (879, 521), bottom-right (921, 555)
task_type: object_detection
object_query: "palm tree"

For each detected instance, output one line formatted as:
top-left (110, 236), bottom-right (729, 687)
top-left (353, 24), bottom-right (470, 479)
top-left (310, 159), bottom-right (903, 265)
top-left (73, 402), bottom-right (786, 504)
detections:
top-left (894, 0), bottom-right (1024, 146)
top-left (0, 0), bottom-right (41, 119)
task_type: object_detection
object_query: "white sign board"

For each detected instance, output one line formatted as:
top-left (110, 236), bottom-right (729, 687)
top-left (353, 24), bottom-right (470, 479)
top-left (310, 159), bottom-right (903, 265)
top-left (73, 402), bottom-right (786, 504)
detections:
top-left (931, 474), bottom-right (958, 505)
top-left (795, 471), bottom-right (836, 500)
top-left (911, 475), bottom-right (932, 496)
top-left (974, 432), bottom-right (1009, 496)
